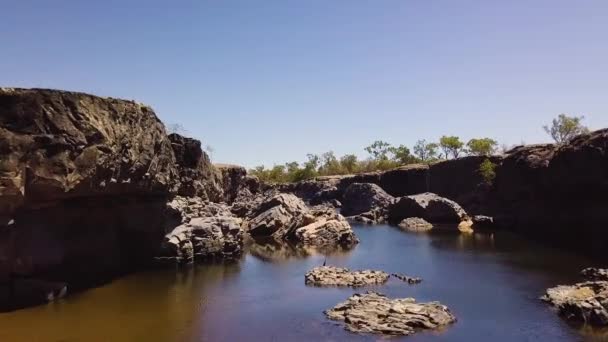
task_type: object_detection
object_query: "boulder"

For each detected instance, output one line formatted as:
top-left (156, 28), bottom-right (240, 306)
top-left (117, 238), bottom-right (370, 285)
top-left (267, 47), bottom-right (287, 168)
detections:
top-left (542, 281), bottom-right (608, 326)
top-left (246, 193), bottom-right (309, 238)
top-left (398, 217), bottom-right (433, 232)
top-left (388, 192), bottom-right (469, 225)
top-left (325, 292), bottom-right (456, 336)
top-left (244, 193), bottom-right (358, 248)
top-left (294, 214), bottom-right (358, 248)
top-left (305, 266), bottom-right (389, 287)
top-left (340, 183), bottom-right (394, 217)
top-left (158, 216), bottom-right (244, 263)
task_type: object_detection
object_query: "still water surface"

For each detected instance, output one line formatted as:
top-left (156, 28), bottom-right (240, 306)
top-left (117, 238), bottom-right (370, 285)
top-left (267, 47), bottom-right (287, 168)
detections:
top-left (1, 224), bottom-right (606, 341)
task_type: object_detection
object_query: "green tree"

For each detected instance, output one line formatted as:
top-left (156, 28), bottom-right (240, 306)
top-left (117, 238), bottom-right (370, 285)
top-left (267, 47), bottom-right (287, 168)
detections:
top-left (413, 140), bottom-right (439, 162)
top-left (439, 136), bottom-right (464, 159)
top-left (388, 144), bottom-right (416, 165)
top-left (466, 138), bottom-right (498, 156)
top-left (478, 158), bottom-right (497, 185)
top-left (340, 154), bottom-right (359, 174)
top-left (319, 151), bottom-right (343, 175)
top-left (543, 114), bottom-right (589, 144)
top-left (365, 140), bottom-right (392, 160)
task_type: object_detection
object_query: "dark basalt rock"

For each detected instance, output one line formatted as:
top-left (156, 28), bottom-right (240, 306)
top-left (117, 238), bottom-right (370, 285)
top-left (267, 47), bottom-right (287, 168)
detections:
top-left (169, 133), bottom-right (222, 200)
top-left (392, 273), bottom-right (422, 284)
top-left (388, 192), bottom-right (469, 225)
top-left (340, 183), bottom-right (394, 220)
top-left (0, 88), bottom-right (231, 311)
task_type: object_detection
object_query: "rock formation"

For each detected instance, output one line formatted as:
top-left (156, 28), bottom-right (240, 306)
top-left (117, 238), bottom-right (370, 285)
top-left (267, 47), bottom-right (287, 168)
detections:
top-left (542, 268), bottom-right (608, 326)
top-left (388, 192), bottom-right (471, 230)
top-left (341, 183), bottom-right (394, 223)
top-left (305, 266), bottom-right (389, 287)
top-left (244, 193), bottom-right (358, 248)
top-left (0, 88), bottom-right (255, 310)
top-left (157, 216), bottom-right (244, 263)
top-left (325, 291), bottom-right (456, 336)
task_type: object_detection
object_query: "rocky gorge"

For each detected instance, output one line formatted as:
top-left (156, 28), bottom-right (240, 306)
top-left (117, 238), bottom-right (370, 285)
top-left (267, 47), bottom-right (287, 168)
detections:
top-left (1, 88), bottom-right (608, 336)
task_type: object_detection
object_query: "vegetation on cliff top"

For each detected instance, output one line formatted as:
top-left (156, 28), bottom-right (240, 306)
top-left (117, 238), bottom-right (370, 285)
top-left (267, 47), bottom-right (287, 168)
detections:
top-left (250, 114), bottom-right (589, 183)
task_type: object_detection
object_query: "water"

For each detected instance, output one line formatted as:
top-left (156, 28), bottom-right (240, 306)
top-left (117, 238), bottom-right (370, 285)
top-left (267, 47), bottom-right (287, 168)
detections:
top-left (1, 224), bottom-right (607, 342)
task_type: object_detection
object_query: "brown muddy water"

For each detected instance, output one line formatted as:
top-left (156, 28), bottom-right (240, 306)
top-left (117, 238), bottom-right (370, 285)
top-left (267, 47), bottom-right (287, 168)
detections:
top-left (1, 224), bottom-right (607, 342)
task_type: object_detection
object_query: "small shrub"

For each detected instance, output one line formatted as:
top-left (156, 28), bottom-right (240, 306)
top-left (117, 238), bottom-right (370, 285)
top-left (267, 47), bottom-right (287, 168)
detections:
top-left (479, 158), bottom-right (496, 185)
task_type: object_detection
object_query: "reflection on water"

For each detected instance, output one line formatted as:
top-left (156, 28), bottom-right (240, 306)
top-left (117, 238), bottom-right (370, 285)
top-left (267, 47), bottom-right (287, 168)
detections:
top-left (0, 224), bottom-right (607, 341)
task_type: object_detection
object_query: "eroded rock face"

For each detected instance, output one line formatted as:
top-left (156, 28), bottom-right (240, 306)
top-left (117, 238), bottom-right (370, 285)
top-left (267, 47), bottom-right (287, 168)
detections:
top-left (325, 292), bottom-right (456, 336)
top-left (169, 133), bottom-right (222, 200)
top-left (341, 183), bottom-right (394, 224)
top-left (158, 216), bottom-right (244, 263)
top-left (388, 192), bottom-right (469, 226)
top-left (0, 88), bottom-right (179, 214)
top-left (398, 217), bottom-right (433, 232)
top-left (305, 266), bottom-right (389, 287)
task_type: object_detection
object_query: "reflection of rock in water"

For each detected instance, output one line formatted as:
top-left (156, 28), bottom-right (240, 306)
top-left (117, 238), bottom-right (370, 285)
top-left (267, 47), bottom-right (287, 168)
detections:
top-left (428, 231), bottom-right (497, 253)
top-left (245, 237), bottom-right (356, 263)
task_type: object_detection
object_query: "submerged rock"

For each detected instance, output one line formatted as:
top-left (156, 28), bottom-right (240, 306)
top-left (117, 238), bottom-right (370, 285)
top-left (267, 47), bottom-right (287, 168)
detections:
top-left (158, 216), bottom-right (244, 263)
top-left (325, 291), bottom-right (456, 336)
top-left (398, 217), bottom-right (433, 232)
top-left (542, 281), bottom-right (608, 326)
top-left (305, 266), bottom-right (389, 287)
top-left (392, 273), bottom-right (422, 284)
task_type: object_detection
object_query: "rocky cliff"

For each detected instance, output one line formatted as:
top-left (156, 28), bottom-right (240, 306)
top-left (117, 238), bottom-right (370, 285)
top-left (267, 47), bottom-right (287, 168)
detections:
top-left (283, 130), bottom-right (608, 259)
top-left (0, 88), bottom-right (238, 310)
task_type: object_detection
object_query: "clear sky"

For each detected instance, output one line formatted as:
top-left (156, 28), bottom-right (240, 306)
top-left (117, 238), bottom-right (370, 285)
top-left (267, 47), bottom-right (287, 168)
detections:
top-left (2, 1), bottom-right (607, 167)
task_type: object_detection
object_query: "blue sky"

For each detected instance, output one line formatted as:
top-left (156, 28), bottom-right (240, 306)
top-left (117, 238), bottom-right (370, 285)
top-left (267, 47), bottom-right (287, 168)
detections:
top-left (2, 1), bottom-right (607, 167)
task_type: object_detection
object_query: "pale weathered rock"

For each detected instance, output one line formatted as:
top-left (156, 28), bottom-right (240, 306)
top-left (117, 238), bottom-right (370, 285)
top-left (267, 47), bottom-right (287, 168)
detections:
top-left (542, 281), bottom-right (608, 326)
top-left (305, 266), bottom-right (389, 287)
top-left (325, 292), bottom-right (456, 336)
top-left (244, 193), bottom-right (358, 248)
top-left (246, 193), bottom-right (308, 238)
top-left (398, 217), bottom-right (433, 232)
top-left (158, 216), bottom-right (244, 263)
top-left (392, 273), bottom-right (422, 284)
top-left (165, 195), bottom-right (232, 227)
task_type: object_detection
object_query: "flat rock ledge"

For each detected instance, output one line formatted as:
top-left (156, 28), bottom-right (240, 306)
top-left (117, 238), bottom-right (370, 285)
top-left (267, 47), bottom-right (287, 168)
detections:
top-left (325, 292), bottom-right (456, 336)
top-left (542, 268), bottom-right (608, 326)
top-left (305, 266), bottom-right (389, 287)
